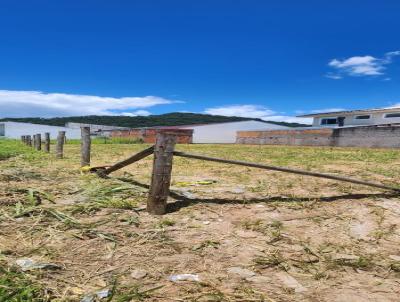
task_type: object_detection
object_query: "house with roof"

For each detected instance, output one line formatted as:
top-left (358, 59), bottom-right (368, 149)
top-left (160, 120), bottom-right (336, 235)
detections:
top-left (297, 107), bottom-right (400, 128)
top-left (237, 107), bottom-right (400, 148)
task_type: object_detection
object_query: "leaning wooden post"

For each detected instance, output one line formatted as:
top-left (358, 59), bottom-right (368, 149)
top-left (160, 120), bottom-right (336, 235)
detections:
top-left (56, 131), bottom-right (66, 159)
top-left (44, 132), bottom-right (50, 153)
top-left (80, 127), bottom-right (91, 167)
top-left (147, 130), bottom-right (178, 215)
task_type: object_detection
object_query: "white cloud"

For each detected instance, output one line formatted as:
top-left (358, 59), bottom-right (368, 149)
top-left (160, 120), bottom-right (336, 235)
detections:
top-left (326, 50), bottom-right (400, 78)
top-left (120, 110), bottom-right (151, 117)
top-left (325, 73), bottom-right (342, 80)
top-left (0, 90), bottom-right (181, 117)
top-left (384, 50), bottom-right (400, 61)
top-left (329, 55), bottom-right (383, 76)
top-left (204, 104), bottom-right (312, 124)
top-left (205, 105), bottom-right (275, 118)
top-left (384, 104), bottom-right (400, 109)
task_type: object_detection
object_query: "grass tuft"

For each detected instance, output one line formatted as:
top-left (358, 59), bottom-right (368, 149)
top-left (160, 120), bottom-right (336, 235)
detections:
top-left (0, 265), bottom-right (50, 302)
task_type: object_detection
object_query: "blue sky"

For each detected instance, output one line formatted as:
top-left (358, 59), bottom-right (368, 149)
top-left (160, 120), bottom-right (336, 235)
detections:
top-left (0, 0), bottom-right (399, 123)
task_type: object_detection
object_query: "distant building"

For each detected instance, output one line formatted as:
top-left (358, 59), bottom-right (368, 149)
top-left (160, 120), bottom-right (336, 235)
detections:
top-left (237, 107), bottom-right (400, 148)
top-left (111, 120), bottom-right (290, 144)
top-left (180, 120), bottom-right (289, 143)
top-left (65, 122), bottom-right (129, 135)
top-left (0, 122), bottom-right (81, 139)
top-left (297, 107), bottom-right (400, 127)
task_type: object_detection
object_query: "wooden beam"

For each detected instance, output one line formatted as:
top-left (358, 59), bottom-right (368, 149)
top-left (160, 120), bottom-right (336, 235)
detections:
top-left (80, 127), bottom-right (91, 167)
top-left (100, 145), bottom-right (154, 175)
top-left (173, 151), bottom-right (400, 192)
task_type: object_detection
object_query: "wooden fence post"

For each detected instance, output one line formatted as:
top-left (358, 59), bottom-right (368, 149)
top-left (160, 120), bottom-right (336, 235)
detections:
top-left (44, 132), bottom-right (50, 153)
top-left (21, 135), bottom-right (25, 143)
top-left (56, 131), bottom-right (65, 159)
top-left (27, 135), bottom-right (32, 147)
top-left (81, 127), bottom-right (91, 167)
top-left (33, 134), bottom-right (39, 150)
top-left (36, 134), bottom-right (42, 151)
top-left (147, 130), bottom-right (178, 215)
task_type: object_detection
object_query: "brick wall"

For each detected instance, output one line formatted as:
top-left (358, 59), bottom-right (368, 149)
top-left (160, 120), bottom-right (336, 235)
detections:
top-left (111, 128), bottom-right (193, 144)
top-left (237, 125), bottom-right (400, 148)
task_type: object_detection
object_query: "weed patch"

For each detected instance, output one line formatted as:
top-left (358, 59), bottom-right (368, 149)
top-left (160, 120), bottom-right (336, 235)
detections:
top-left (0, 265), bottom-right (50, 301)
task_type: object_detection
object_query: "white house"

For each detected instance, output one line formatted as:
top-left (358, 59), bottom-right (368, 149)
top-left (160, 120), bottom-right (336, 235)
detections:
top-left (179, 120), bottom-right (290, 143)
top-left (0, 122), bottom-right (81, 139)
top-left (297, 107), bottom-right (400, 128)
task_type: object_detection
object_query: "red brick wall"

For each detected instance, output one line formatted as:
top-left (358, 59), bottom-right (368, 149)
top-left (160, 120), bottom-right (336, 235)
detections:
top-left (111, 128), bottom-right (193, 144)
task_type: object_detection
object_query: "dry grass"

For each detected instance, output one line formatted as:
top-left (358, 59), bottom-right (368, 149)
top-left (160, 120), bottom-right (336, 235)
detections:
top-left (1, 140), bottom-right (400, 301)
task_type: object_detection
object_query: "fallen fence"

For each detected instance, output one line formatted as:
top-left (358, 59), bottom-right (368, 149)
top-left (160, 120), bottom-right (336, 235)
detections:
top-left (95, 129), bottom-right (400, 215)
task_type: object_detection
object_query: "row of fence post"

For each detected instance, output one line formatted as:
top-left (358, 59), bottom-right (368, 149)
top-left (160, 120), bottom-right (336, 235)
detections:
top-left (21, 131), bottom-right (66, 158)
top-left (20, 127), bottom-right (91, 166)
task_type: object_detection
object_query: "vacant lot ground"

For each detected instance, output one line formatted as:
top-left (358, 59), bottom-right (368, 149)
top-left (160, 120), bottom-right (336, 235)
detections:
top-left (1, 140), bottom-right (400, 301)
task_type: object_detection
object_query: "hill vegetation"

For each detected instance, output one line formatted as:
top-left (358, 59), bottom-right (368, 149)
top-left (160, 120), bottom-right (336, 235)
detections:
top-left (0, 112), bottom-right (307, 128)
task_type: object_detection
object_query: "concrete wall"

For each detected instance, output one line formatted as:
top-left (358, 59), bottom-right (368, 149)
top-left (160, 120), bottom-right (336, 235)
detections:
top-left (181, 121), bottom-right (290, 144)
top-left (237, 128), bottom-right (335, 146)
top-left (333, 125), bottom-right (400, 148)
top-left (0, 122), bottom-right (81, 139)
top-left (237, 125), bottom-right (400, 148)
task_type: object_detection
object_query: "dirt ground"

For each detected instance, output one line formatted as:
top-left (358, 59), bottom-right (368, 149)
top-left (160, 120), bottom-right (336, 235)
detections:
top-left (1, 142), bottom-right (400, 301)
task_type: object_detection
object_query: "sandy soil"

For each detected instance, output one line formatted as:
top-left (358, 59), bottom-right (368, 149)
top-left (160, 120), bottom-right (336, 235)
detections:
top-left (1, 143), bottom-right (400, 301)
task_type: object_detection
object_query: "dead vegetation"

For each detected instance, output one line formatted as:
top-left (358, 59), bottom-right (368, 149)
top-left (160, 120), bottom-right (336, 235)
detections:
top-left (1, 141), bottom-right (400, 301)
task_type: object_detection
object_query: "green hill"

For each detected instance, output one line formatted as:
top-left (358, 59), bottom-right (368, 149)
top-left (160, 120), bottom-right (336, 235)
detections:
top-left (0, 112), bottom-right (307, 128)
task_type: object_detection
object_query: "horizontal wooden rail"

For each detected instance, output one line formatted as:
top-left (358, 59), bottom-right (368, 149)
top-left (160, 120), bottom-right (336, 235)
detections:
top-left (101, 145), bottom-right (155, 175)
top-left (173, 151), bottom-right (400, 192)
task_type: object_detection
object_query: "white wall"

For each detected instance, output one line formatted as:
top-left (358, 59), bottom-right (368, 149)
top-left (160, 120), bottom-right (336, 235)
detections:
top-left (182, 121), bottom-right (289, 143)
top-left (0, 122), bottom-right (81, 139)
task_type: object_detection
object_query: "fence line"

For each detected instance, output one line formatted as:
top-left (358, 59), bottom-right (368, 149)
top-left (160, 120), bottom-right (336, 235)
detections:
top-left (173, 151), bottom-right (400, 192)
top-left (18, 129), bottom-right (400, 216)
